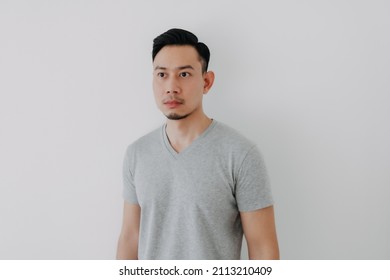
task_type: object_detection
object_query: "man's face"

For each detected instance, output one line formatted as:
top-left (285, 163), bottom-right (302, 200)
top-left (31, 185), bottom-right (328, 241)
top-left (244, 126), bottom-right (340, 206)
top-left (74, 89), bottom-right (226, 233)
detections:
top-left (152, 45), bottom-right (212, 120)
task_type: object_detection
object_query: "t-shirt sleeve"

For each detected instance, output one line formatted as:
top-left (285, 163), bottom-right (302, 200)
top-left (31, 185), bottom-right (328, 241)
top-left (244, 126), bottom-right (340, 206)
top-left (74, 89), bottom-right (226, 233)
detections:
top-left (235, 145), bottom-right (274, 212)
top-left (122, 146), bottom-right (139, 205)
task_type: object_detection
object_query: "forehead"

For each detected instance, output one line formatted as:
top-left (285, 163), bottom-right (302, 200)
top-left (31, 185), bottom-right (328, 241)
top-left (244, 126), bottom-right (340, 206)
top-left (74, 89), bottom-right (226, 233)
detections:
top-left (153, 45), bottom-right (201, 70)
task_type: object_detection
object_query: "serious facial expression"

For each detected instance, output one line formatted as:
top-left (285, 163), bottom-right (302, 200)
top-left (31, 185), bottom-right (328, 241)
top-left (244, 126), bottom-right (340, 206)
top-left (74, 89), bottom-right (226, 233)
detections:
top-left (152, 45), bottom-right (208, 120)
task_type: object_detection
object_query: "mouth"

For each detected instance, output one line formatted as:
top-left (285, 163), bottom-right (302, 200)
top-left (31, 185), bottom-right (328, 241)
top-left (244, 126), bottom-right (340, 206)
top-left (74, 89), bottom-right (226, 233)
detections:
top-left (164, 99), bottom-right (183, 109)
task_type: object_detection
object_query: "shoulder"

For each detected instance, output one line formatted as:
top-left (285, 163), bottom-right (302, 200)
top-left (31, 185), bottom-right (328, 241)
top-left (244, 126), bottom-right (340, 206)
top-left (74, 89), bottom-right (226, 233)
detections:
top-left (209, 121), bottom-right (267, 184)
top-left (211, 121), bottom-right (256, 152)
top-left (125, 125), bottom-right (162, 156)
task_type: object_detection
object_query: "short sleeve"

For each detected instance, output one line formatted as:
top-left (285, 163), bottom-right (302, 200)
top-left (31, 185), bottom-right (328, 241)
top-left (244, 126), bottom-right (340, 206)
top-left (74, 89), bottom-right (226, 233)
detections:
top-left (235, 145), bottom-right (274, 212)
top-left (122, 146), bottom-right (139, 205)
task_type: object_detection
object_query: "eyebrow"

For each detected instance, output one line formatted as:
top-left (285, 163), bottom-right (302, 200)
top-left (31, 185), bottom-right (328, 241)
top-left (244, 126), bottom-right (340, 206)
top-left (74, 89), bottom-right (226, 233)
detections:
top-left (154, 65), bottom-right (195, 71)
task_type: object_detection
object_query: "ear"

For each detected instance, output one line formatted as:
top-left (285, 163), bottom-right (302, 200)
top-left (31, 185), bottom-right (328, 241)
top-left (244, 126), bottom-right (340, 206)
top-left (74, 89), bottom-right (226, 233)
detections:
top-left (203, 71), bottom-right (215, 94)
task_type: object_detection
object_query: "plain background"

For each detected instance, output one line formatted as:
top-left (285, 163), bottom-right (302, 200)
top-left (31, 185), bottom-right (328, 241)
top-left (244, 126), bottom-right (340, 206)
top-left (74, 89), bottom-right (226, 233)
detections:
top-left (1, 0), bottom-right (389, 259)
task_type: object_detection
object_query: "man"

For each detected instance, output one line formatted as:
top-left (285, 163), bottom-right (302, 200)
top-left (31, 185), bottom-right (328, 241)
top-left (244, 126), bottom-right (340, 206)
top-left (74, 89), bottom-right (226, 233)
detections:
top-left (116, 28), bottom-right (279, 260)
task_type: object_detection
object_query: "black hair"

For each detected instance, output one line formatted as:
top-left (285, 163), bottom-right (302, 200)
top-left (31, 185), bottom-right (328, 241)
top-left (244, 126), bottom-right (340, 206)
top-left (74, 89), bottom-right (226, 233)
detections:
top-left (152, 28), bottom-right (210, 73)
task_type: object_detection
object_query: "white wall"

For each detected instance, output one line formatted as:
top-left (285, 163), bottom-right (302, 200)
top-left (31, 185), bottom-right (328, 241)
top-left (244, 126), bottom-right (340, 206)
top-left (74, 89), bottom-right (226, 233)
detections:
top-left (1, 0), bottom-right (389, 259)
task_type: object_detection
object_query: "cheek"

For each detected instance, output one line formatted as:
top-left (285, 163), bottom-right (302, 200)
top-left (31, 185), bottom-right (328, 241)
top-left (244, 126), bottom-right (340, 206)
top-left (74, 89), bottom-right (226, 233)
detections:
top-left (185, 79), bottom-right (202, 92)
top-left (152, 83), bottom-right (160, 101)
top-left (152, 80), bottom-right (162, 95)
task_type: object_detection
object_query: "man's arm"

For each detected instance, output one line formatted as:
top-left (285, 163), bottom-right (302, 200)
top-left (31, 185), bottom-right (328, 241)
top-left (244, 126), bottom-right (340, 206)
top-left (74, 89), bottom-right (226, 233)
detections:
top-left (116, 201), bottom-right (141, 259)
top-left (240, 206), bottom-right (280, 259)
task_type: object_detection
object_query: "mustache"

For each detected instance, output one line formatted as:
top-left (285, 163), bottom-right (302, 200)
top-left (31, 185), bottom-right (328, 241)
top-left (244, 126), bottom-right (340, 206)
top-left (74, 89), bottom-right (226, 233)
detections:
top-left (163, 97), bottom-right (185, 104)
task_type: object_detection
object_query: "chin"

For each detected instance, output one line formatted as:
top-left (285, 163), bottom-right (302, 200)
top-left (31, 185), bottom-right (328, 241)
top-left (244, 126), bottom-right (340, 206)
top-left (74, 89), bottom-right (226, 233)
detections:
top-left (166, 113), bottom-right (190, 120)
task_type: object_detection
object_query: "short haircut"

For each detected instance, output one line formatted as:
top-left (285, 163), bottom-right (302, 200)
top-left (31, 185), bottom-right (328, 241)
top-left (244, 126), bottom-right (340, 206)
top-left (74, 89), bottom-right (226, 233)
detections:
top-left (152, 28), bottom-right (210, 73)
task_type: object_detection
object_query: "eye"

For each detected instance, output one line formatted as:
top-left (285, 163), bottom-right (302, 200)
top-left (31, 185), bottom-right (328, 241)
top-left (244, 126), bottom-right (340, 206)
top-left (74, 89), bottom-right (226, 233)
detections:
top-left (179, 72), bottom-right (190, 78)
top-left (157, 72), bottom-right (166, 78)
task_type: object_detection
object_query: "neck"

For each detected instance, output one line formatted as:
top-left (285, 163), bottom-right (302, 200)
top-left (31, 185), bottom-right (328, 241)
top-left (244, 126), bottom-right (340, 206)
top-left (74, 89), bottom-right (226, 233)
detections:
top-left (165, 112), bottom-right (212, 153)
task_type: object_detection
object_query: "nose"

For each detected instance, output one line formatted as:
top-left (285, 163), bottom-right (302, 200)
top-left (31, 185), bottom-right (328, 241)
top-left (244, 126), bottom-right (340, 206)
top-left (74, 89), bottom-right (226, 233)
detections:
top-left (165, 76), bottom-right (179, 94)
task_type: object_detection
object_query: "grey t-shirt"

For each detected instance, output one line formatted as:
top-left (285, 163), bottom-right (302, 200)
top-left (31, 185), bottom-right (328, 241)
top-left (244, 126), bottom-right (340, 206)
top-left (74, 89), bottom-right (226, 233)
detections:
top-left (123, 120), bottom-right (273, 259)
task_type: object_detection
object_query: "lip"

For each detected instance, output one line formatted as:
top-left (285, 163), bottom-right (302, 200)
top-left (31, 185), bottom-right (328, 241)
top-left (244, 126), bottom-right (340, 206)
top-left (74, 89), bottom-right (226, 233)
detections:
top-left (164, 100), bottom-right (182, 108)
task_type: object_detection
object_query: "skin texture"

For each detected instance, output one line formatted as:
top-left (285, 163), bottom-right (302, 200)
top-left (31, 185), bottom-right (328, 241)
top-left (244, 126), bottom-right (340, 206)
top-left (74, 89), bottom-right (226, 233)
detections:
top-left (116, 45), bottom-right (279, 260)
top-left (241, 206), bottom-right (280, 259)
top-left (116, 202), bottom-right (140, 259)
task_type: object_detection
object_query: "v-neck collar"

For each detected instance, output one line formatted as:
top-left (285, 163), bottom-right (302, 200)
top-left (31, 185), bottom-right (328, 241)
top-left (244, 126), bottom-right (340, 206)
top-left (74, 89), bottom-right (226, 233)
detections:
top-left (161, 120), bottom-right (217, 159)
